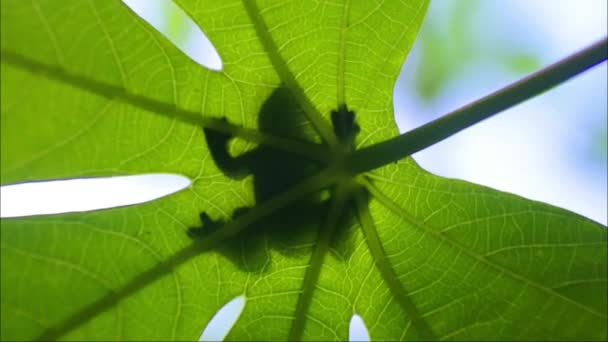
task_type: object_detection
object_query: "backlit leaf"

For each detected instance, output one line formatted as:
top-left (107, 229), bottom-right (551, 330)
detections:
top-left (1, 1), bottom-right (605, 341)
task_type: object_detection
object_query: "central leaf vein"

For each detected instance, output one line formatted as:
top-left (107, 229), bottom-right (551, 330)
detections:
top-left (363, 178), bottom-right (607, 319)
top-left (241, 0), bottom-right (338, 147)
top-left (288, 181), bottom-right (351, 341)
top-left (354, 190), bottom-right (437, 340)
top-left (0, 50), bottom-right (329, 164)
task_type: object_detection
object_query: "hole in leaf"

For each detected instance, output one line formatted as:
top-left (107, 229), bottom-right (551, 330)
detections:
top-left (122, 0), bottom-right (223, 71)
top-left (349, 314), bottom-right (370, 342)
top-left (0, 174), bottom-right (190, 218)
top-left (199, 295), bottom-right (246, 342)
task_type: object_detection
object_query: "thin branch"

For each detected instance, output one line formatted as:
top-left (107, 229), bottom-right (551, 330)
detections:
top-left (0, 50), bottom-right (330, 163)
top-left (346, 37), bottom-right (608, 174)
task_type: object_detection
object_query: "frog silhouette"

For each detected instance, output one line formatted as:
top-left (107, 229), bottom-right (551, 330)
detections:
top-left (189, 87), bottom-right (359, 273)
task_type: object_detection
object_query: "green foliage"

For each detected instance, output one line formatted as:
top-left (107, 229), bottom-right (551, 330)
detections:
top-left (1, 1), bottom-right (606, 341)
top-left (413, 1), bottom-right (541, 101)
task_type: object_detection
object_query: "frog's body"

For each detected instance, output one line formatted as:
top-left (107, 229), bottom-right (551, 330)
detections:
top-left (187, 88), bottom-right (361, 273)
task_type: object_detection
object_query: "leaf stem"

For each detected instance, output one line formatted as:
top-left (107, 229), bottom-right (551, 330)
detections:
top-left (242, 1), bottom-right (339, 147)
top-left (362, 178), bottom-right (607, 320)
top-left (346, 37), bottom-right (608, 174)
top-left (0, 50), bottom-right (330, 163)
top-left (336, 0), bottom-right (350, 107)
top-left (354, 189), bottom-right (437, 340)
top-left (35, 168), bottom-right (340, 341)
top-left (288, 181), bottom-right (351, 341)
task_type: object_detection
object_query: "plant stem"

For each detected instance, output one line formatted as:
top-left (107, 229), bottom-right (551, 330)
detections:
top-left (347, 37), bottom-right (608, 174)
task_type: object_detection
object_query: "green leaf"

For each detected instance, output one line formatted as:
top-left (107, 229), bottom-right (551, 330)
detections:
top-left (1, 1), bottom-right (606, 342)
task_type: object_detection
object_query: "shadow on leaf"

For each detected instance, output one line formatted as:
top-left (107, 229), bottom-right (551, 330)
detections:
top-left (189, 86), bottom-right (358, 273)
top-left (36, 88), bottom-right (364, 341)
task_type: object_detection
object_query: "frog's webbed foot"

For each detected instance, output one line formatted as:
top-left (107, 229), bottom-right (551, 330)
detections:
top-left (331, 104), bottom-right (360, 148)
top-left (187, 212), bottom-right (224, 239)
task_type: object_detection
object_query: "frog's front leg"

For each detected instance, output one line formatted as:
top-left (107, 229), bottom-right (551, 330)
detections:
top-left (203, 123), bottom-right (250, 179)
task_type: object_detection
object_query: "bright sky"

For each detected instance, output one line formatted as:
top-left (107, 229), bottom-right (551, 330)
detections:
top-left (395, 0), bottom-right (608, 225)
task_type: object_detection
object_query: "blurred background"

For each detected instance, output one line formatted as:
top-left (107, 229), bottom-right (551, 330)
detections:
top-left (395, 0), bottom-right (607, 225)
